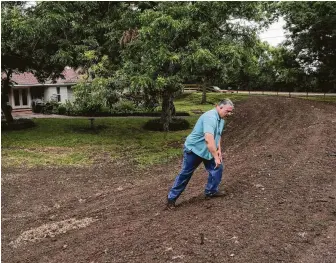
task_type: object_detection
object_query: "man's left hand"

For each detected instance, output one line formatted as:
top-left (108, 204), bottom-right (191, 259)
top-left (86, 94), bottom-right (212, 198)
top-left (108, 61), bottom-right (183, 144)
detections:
top-left (218, 151), bottom-right (222, 162)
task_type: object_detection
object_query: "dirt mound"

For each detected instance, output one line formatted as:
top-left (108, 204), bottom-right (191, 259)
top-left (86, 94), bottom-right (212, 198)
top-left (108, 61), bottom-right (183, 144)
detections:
top-left (2, 96), bottom-right (336, 263)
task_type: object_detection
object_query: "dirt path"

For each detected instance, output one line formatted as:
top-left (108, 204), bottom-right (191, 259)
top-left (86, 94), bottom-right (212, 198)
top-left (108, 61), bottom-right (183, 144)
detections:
top-left (2, 96), bottom-right (336, 263)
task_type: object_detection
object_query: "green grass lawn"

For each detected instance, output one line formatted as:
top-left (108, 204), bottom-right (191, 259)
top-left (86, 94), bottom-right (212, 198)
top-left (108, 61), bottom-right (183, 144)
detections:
top-left (1, 117), bottom-right (198, 168)
top-left (1, 93), bottom-right (246, 168)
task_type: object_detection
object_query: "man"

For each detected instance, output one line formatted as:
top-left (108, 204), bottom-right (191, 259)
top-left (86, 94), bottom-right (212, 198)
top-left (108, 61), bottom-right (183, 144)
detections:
top-left (167, 99), bottom-right (234, 208)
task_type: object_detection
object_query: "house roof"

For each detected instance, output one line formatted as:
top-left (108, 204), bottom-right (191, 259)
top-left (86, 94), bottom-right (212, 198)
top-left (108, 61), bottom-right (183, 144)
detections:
top-left (3, 67), bottom-right (80, 86)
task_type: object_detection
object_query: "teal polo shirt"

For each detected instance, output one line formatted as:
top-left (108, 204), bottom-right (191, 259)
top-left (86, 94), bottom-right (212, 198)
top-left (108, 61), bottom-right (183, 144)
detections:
top-left (184, 109), bottom-right (225, 160)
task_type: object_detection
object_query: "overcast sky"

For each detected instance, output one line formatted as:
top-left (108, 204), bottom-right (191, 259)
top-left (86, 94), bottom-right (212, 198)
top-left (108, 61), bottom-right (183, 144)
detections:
top-left (259, 17), bottom-right (287, 46)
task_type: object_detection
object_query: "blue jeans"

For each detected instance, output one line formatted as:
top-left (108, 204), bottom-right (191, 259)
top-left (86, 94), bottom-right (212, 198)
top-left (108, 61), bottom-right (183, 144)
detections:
top-left (168, 147), bottom-right (224, 201)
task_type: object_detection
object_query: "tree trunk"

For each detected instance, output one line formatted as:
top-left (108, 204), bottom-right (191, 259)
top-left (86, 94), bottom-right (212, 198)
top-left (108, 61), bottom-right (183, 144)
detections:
top-left (1, 70), bottom-right (14, 123)
top-left (161, 89), bottom-right (174, 132)
top-left (201, 84), bottom-right (207, 104)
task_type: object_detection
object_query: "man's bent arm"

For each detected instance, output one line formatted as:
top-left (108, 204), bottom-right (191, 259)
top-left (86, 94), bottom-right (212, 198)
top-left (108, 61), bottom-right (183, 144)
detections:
top-left (204, 133), bottom-right (219, 159)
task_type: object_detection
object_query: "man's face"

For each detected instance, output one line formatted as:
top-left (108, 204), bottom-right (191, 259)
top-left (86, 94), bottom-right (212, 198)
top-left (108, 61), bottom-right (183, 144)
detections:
top-left (217, 105), bottom-right (234, 119)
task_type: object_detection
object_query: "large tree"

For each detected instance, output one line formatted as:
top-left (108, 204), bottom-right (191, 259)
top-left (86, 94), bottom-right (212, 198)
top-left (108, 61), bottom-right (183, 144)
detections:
top-left (1, 2), bottom-right (75, 122)
top-left (120, 2), bottom-right (188, 131)
top-left (121, 2), bottom-right (277, 130)
top-left (183, 1), bottom-right (277, 103)
top-left (249, 43), bottom-right (306, 92)
top-left (281, 1), bottom-right (336, 92)
top-left (1, 2), bottom-right (37, 122)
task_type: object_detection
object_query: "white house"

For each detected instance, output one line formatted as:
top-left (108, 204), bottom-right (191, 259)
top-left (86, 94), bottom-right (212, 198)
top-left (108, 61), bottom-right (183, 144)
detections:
top-left (5, 67), bottom-right (80, 111)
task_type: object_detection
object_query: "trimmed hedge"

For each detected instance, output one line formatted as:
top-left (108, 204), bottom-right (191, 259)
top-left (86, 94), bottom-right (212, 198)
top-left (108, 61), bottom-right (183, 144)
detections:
top-left (143, 118), bottom-right (190, 131)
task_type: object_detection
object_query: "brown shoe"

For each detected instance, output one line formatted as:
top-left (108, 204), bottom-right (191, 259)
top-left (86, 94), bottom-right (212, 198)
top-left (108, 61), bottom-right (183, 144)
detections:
top-left (205, 191), bottom-right (226, 198)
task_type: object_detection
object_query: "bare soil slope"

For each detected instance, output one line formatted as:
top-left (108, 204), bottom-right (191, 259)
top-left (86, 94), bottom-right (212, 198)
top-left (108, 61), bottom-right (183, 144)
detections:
top-left (2, 96), bottom-right (336, 263)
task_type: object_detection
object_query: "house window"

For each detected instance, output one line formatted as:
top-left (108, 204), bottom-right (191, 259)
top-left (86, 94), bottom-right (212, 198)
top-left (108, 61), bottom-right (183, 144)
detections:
top-left (13, 88), bottom-right (29, 107)
top-left (14, 89), bottom-right (20, 106)
top-left (56, 87), bottom-right (61, 102)
top-left (22, 89), bottom-right (28, 105)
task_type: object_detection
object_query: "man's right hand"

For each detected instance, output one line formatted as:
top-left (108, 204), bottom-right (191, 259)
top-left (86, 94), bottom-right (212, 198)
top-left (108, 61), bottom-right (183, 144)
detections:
top-left (214, 156), bottom-right (222, 168)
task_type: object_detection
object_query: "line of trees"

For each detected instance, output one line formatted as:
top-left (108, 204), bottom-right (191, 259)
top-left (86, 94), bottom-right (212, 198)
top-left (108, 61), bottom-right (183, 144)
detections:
top-left (2, 1), bottom-right (336, 129)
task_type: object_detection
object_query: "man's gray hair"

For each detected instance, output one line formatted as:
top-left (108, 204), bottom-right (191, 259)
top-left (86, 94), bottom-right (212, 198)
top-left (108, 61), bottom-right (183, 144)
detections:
top-left (218, 99), bottom-right (234, 108)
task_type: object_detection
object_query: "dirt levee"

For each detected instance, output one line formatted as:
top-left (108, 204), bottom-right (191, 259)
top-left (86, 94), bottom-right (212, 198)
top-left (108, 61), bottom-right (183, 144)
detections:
top-left (2, 96), bottom-right (336, 262)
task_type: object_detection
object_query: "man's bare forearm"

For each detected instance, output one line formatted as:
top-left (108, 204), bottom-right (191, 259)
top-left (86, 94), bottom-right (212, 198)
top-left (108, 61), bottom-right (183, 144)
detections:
top-left (205, 133), bottom-right (218, 159)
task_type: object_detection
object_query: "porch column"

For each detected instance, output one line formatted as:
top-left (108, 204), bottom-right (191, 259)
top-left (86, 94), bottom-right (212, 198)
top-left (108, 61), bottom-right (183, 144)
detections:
top-left (27, 87), bottom-right (31, 108)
